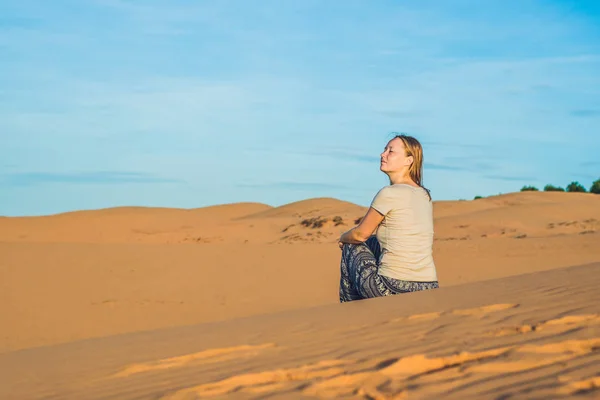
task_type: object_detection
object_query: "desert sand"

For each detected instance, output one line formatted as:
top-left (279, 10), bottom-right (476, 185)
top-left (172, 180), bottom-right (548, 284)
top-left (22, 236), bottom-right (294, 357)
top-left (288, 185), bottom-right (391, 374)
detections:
top-left (1, 191), bottom-right (599, 399)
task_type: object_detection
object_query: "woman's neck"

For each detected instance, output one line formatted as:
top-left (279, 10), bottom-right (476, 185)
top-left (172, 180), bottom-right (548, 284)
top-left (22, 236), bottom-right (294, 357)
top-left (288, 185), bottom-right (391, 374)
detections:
top-left (388, 173), bottom-right (416, 186)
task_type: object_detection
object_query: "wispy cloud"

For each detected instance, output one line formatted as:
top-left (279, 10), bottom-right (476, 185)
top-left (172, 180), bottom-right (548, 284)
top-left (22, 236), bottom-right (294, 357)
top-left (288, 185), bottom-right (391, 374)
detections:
top-left (238, 182), bottom-right (350, 191)
top-left (426, 164), bottom-right (472, 172)
top-left (1, 0), bottom-right (599, 215)
top-left (1, 171), bottom-right (183, 186)
top-left (326, 152), bottom-right (379, 164)
top-left (570, 109), bottom-right (600, 117)
top-left (422, 141), bottom-right (496, 151)
top-left (580, 160), bottom-right (600, 167)
top-left (563, 173), bottom-right (598, 182)
top-left (244, 147), bottom-right (381, 164)
top-left (376, 110), bottom-right (425, 118)
top-left (483, 175), bottom-right (537, 182)
top-left (90, 0), bottom-right (217, 35)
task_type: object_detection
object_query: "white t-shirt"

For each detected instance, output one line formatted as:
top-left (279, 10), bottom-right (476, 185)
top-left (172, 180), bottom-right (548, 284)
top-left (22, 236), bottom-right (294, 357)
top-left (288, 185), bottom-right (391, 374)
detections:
top-left (370, 184), bottom-right (437, 282)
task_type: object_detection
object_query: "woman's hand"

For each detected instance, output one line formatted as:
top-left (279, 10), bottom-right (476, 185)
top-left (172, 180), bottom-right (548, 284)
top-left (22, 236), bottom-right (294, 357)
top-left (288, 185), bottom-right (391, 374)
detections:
top-left (338, 241), bottom-right (344, 250)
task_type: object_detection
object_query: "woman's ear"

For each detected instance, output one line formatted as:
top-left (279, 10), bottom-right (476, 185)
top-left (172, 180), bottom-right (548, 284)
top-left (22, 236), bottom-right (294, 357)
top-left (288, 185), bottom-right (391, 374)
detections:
top-left (405, 155), bottom-right (414, 167)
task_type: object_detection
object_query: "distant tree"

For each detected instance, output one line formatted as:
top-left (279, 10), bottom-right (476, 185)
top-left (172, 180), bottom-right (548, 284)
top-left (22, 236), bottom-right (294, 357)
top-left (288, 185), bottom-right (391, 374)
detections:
top-left (590, 178), bottom-right (600, 194)
top-left (474, 195), bottom-right (483, 200)
top-left (566, 181), bottom-right (587, 193)
top-left (543, 184), bottom-right (565, 192)
top-left (520, 185), bottom-right (539, 192)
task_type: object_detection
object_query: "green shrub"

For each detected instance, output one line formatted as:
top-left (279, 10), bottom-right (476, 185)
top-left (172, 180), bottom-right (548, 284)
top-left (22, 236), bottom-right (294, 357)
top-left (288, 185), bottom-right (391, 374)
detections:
top-left (543, 184), bottom-right (565, 192)
top-left (473, 195), bottom-right (483, 200)
top-left (566, 181), bottom-right (587, 193)
top-left (590, 178), bottom-right (600, 194)
top-left (520, 185), bottom-right (539, 192)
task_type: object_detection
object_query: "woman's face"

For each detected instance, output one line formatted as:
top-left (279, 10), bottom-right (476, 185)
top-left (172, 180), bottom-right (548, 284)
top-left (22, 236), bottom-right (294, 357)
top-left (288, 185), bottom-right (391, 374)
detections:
top-left (380, 138), bottom-right (411, 173)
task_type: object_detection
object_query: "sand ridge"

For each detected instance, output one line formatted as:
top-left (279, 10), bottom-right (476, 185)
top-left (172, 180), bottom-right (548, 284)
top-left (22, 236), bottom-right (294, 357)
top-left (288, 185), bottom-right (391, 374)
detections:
top-left (1, 263), bottom-right (599, 399)
top-left (1, 192), bottom-right (598, 245)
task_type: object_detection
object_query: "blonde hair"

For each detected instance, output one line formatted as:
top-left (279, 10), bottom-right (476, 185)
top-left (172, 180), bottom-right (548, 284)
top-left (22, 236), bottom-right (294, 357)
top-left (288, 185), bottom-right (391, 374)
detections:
top-left (394, 133), bottom-right (431, 201)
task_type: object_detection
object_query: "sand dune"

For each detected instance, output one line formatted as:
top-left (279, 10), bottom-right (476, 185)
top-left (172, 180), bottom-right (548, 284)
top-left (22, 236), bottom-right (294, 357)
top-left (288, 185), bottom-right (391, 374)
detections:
top-left (1, 262), bottom-right (599, 399)
top-left (1, 192), bottom-right (599, 352)
top-left (1, 191), bottom-right (599, 398)
top-left (1, 192), bottom-right (597, 245)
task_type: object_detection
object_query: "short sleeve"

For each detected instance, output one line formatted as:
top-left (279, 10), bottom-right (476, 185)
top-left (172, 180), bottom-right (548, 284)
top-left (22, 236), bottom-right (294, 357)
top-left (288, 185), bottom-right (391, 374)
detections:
top-left (370, 186), bottom-right (394, 215)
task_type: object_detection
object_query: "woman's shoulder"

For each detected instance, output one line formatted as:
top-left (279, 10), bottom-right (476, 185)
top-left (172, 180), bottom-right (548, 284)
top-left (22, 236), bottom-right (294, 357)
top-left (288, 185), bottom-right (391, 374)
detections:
top-left (385, 184), bottom-right (423, 194)
top-left (372, 185), bottom-right (410, 205)
top-left (380, 184), bottom-right (431, 201)
top-left (373, 185), bottom-right (399, 198)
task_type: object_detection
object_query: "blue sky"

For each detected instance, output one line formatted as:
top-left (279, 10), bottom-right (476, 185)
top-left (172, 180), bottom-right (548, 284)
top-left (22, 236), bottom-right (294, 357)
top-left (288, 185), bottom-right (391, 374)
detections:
top-left (1, 0), bottom-right (599, 216)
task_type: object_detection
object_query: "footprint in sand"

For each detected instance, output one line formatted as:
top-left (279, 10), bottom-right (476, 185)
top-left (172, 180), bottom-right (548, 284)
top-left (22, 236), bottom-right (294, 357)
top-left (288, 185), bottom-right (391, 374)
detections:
top-left (310, 338), bottom-right (599, 399)
top-left (392, 303), bottom-right (518, 324)
top-left (451, 303), bottom-right (518, 316)
top-left (557, 376), bottom-right (600, 395)
top-left (113, 343), bottom-right (276, 378)
top-left (406, 312), bottom-right (442, 321)
top-left (156, 332), bottom-right (600, 399)
top-left (155, 345), bottom-right (523, 399)
top-left (468, 338), bottom-right (600, 374)
top-left (304, 372), bottom-right (396, 399)
top-left (487, 314), bottom-right (600, 337)
top-left (159, 360), bottom-right (352, 399)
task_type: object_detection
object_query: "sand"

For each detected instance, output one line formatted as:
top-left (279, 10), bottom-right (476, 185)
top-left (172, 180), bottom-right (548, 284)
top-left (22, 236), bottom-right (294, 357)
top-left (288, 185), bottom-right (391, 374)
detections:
top-left (1, 191), bottom-right (599, 398)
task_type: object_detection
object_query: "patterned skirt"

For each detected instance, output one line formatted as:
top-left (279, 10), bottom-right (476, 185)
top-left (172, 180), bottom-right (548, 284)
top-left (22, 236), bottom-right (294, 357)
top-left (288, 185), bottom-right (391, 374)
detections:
top-left (339, 236), bottom-right (439, 303)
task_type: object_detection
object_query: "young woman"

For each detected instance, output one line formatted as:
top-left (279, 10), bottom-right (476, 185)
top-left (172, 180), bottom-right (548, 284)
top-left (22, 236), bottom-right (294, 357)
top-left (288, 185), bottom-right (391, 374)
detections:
top-left (338, 134), bottom-right (439, 302)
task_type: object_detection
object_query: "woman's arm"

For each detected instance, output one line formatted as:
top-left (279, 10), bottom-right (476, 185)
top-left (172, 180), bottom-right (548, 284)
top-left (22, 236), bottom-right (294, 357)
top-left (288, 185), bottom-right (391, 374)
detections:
top-left (339, 207), bottom-right (385, 245)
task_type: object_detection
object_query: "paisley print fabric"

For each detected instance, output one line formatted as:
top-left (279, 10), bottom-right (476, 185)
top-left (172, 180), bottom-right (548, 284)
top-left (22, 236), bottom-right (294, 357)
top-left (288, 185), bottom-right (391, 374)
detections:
top-left (339, 236), bottom-right (439, 303)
